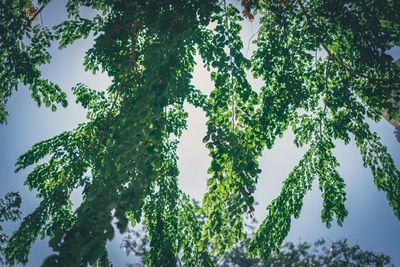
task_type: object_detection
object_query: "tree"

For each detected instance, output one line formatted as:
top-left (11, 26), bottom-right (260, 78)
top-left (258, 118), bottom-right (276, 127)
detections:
top-left (123, 211), bottom-right (393, 266)
top-left (1, 0), bottom-right (400, 266)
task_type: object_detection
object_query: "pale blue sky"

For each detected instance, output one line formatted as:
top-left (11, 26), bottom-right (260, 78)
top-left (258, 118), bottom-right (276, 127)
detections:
top-left (1, 1), bottom-right (399, 266)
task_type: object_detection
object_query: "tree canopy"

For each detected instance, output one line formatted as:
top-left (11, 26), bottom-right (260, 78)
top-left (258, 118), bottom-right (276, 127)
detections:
top-left (1, 0), bottom-right (400, 266)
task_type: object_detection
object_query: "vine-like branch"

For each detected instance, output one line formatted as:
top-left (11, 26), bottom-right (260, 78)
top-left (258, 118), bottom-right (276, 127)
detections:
top-left (352, 120), bottom-right (378, 158)
top-left (109, 5), bottom-right (141, 116)
top-left (231, 84), bottom-right (236, 174)
top-left (296, 0), bottom-right (400, 139)
top-left (127, 6), bottom-right (141, 102)
top-left (224, 0), bottom-right (236, 177)
top-left (323, 54), bottom-right (331, 113)
top-left (318, 54), bottom-right (331, 144)
top-left (76, 6), bottom-right (141, 166)
top-left (108, 63), bottom-right (132, 117)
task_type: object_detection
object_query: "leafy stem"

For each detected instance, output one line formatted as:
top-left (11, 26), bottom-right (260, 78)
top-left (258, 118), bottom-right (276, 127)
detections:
top-left (323, 54), bottom-right (331, 114)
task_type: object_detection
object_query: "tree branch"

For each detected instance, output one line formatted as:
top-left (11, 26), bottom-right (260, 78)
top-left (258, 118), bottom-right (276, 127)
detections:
top-left (125, 5), bottom-right (141, 102)
top-left (29, 5), bottom-right (45, 23)
top-left (110, 6), bottom-right (141, 114)
top-left (323, 54), bottom-right (331, 113)
top-left (107, 63), bottom-right (132, 117)
top-left (296, 0), bottom-right (384, 83)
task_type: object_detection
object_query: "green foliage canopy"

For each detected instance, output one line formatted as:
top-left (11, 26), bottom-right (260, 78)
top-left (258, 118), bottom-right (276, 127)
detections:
top-left (1, 0), bottom-right (400, 265)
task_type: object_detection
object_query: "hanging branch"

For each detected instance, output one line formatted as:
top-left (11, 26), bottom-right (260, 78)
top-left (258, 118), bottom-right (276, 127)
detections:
top-left (109, 6), bottom-right (141, 116)
top-left (296, 0), bottom-right (385, 83)
top-left (323, 54), bottom-right (331, 113)
top-left (350, 120), bottom-right (379, 160)
top-left (130, 22), bottom-right (141, 84)
top-left (317, 55), bottom-right (332, 143)
top-left (75, 6), bottom-right (141, 164)
top-left (231, 82), bottom-right (236, 177)
top-left (126, 6), bottom-right (141, 102)
top-left (58, 6), bottom-right (143, 212)
top-left (325, 54), bottom-right (331, 91)
top-left (224, 0), bottom-right (236, 177)
top-left (107, 63), bottom-right (132, 117)
top-left (296, 0), bottom-right (400, 141)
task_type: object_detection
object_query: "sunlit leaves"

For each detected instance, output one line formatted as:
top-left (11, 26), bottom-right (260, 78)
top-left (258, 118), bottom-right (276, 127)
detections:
top-left (54, 17), bottom-right (100, 49)
top-left (246, 0), bottom-right (399, 260)
top-left (0, 1), bottom-right (66, 123)
top-left (315, 138), bottom-right (348, 228)
top-left (198, 4), bottom-right (264, 258)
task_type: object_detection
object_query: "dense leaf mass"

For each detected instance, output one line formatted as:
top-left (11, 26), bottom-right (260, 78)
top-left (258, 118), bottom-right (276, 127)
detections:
top-left (1, 0), bottom-right (399, 265)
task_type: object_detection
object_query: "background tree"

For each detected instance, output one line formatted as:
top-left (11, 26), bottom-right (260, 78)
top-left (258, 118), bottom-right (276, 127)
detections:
top-left (0, 0), bottom-right (67, 124)
top-left (0, 0), bottom-right (399, 266)
top-left (123, 207), bottom-right (393, 266)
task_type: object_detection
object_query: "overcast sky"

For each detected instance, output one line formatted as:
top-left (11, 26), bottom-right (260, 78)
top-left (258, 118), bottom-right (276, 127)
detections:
top-left (1, 1), bottom-right (399, 266)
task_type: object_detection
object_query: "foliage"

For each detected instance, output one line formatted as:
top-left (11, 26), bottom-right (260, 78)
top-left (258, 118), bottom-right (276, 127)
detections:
top-left (0, 192), bottom-right (22, 265)
top-left (1, 0), bottom-right (400, 266)
top-left (229, 239), bottom-right (392, 267)
top-left (0, 0), bottom-right (67, 124)
top-left (123, 213), bottom-right (393, 266)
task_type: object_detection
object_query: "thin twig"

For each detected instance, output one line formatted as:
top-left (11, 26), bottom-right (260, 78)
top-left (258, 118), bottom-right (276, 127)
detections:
top-left (56, 7), bottom-right (144, 194)
top-left (224, 0), bottom-right (236, 176)
top-left (312, 49), bottom-right (318, 68)
top-left (29, 5), bottom-right (45, 23)
top-left (107, 63), bottom-right (132, 117)
top-left (131, 25), bottom-right (141, 82)
top-left (325, 54), bottom-right (331, 90)
top-left (246, 27), bottom-right (260, 57)
top-left (319, 118), bottom-right (323, 142)
top-left (354, 121), bottom-right (378, 157)
top-left (318, 55), bottom-right (331, 143)
top-left (231, 87), bottom-right (236, 172)
top-left (124, 6), bottom-right (141, 102)
top-left (75, 5), bottom-right (142, 163)
top-left (323, 54), bottom-right (331, 113)
top-left (111, 6), bottom-right (141, 113)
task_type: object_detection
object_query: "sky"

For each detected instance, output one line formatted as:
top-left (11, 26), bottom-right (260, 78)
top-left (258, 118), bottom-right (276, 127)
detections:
top-left (1, 1), bottom-right (400, 266)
